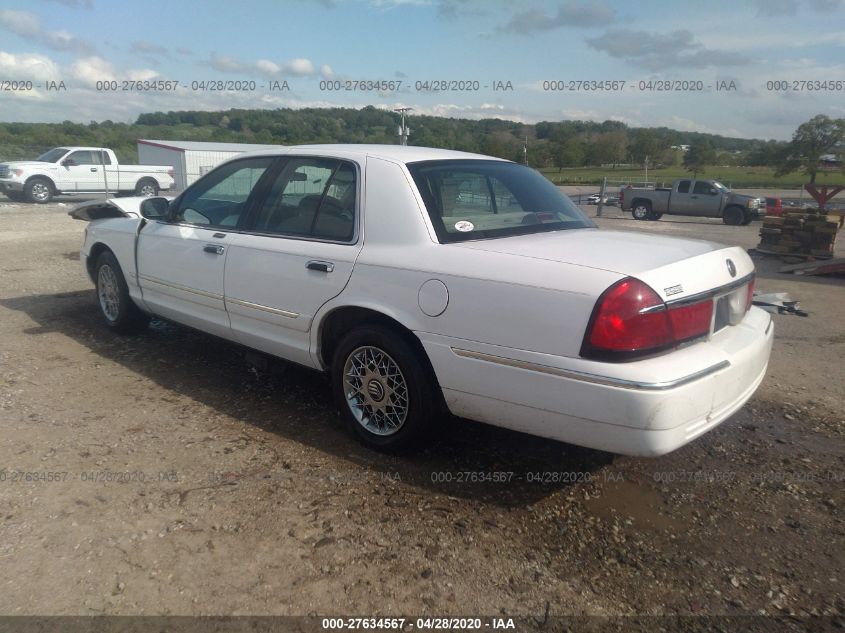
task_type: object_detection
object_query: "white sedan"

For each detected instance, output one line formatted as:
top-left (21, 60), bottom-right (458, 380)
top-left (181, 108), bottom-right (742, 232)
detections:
top-left (72, 145), bottom-right (773, 456)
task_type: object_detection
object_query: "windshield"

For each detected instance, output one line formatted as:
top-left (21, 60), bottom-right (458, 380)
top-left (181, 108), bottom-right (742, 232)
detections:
top-left (36, 148), bottom-right (70, 163)
top-left (407, 160), bottom-right (593, 243)
top-left (712, 181), bottom-right (729, 192)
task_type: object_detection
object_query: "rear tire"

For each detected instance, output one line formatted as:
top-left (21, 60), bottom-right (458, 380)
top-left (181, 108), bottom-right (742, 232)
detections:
top-left (723, 206), bottom-right (744, 226)
top-left (24, 177), bottom-right (53, 204)
top-left (331, 325), bottom-right (437, 452)
top-left (135, 178), bottom-right (159, 197)
top-left (94, 251), bottom-right (150, 334)
top-left (632, 200), bottom-right (652, 221)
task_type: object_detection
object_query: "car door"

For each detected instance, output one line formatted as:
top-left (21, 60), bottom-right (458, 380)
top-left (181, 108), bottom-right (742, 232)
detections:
top-left (689, 180), bottom-right (723, 217)
top-left (224, 156), bottom-right (362, 367)
top-left (670, 179), bottom-right (693, 214)
top-left (58, 150), bottom-right (105, 191)
top-left (136, 156), bottom-right (276, 339)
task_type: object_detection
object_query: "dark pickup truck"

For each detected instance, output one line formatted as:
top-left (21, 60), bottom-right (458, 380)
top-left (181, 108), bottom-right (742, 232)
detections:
top-left (619, 179), bottom-right (764, 225)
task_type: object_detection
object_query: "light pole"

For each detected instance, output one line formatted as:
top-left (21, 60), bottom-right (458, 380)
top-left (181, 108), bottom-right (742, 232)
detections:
top-left (394, 107), bottom-right (412, 145)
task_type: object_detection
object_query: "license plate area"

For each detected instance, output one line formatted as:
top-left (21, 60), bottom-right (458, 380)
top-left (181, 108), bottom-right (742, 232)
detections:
top-left (713, 285), bottom-right (748, 333)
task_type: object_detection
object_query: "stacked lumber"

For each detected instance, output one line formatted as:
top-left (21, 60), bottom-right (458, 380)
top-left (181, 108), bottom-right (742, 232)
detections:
top-left (757, 209), bottom-right (839, 258)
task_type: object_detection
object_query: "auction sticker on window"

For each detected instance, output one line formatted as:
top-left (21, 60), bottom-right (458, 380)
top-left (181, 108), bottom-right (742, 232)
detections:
top-left (454, 220), bottom-right (474, 232)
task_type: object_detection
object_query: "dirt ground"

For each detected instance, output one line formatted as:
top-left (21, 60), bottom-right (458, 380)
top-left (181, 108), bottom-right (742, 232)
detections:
top-left (0, 198), bottom-right (842, 623)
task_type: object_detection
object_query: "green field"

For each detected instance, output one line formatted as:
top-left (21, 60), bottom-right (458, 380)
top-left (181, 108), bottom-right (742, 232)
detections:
top-left (540, 165), bottom-right (845, 189)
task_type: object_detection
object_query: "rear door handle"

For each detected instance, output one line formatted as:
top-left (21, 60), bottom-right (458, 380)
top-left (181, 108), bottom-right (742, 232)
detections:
top-left (90, 167), bottom-right (98, 172)
top-left (306, 260), bottom-right (334, 273)
top-left (203, 244), bottom-right (225, 255)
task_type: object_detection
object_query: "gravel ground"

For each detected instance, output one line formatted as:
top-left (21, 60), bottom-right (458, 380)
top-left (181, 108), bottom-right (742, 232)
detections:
top-left (0, 199), bottom-right (842, 624)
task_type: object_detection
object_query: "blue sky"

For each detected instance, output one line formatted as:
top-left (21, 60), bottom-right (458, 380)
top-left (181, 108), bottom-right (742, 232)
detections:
top-left (0, 0), bottom-right (843, 139)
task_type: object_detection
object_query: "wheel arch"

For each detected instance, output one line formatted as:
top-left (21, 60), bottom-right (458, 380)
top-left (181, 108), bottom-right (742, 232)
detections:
top-left (316, 305), bottom-right (422, 366)
top-left (135, 176), bottom-right (157, 188)
top-left (85, 241), bottom-right (115, 282)
top-left (25, 174), bottom-right (56, 193)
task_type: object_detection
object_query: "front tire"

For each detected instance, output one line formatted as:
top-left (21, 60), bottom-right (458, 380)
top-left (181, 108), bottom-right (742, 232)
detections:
top-left (94, 251), bottom-right (150, 334)
top-left (632, 200), bottom-right (652, 221)
top-left (24, 177), bottom-right (53, 203)
top-left (723, 206), bottom-right (744, 226)
top-left (331, 326), bottom-right (437, 451)
top-left (135, 178), bottom-right (159, 197)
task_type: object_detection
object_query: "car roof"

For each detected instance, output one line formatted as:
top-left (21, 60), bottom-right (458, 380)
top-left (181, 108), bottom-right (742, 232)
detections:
top-left (239, 144), bottom-right (509, 164)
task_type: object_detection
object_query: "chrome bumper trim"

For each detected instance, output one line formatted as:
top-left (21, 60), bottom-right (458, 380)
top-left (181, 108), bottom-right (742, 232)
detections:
top-left (450, 347), bottom-right (730, 391)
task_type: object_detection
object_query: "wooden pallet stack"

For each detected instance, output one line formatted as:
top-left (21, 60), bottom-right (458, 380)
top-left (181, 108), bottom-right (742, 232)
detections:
top-left (757, 209), bottom-right (840, 258)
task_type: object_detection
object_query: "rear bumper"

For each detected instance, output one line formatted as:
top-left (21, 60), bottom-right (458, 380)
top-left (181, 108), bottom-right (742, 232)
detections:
top-left (421, 307), bottom-right (773, 456)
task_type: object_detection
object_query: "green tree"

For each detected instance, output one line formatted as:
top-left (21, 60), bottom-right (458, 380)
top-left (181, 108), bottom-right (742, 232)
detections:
top-left (683, 140), bottom-right (717, 177)
top-left (775, 114), bottom-right (845, 183)
top-left (629, 130), bottom-right (661, 167)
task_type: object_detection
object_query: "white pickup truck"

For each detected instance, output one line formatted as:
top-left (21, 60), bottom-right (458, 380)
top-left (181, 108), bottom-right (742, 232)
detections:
top-left (0, 147), bottom-right (174, 203)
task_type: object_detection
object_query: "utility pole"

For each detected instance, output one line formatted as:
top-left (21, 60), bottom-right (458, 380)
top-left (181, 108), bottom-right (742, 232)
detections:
top-left (644, 155), bottom-right (648, 186)
top-left (523, 136), bottom-right (528, 165)
top-left (394, 107), bottom-right (412, 145)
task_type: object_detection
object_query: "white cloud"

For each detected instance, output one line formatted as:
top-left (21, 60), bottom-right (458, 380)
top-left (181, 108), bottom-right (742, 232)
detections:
top-left (70, 56), bottom-right (116, 83)
top-left (282, 58), bottom-right (316, 76)
top-left (0, 50), bottom-right (60, 80)
top-left (0, 9), bottom-right (95, 54)
top-left (0, 9), bottom-right (41, 37)
top-left (127, 68), bottom-right (159, 81)
top-left (255, 59), bottom-right (281, 76)
top-left (209, 54), bottom-right (321, 77)
top-left (43, 29), bottom-right (94, 54)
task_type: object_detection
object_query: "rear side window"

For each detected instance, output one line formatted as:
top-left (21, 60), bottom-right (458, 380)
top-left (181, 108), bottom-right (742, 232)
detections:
top-left (677, 180), bottom-right (691, 193)
top-left (408, 159), bottom-right (592, 243)
top-left (251, 157), bottom-right (356, 242)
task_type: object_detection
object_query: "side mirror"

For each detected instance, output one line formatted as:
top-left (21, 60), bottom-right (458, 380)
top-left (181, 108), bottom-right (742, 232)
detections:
top-left (710, 188), bottom-right (718, 195)
top-left (140, 197), bottom-right (170, 220)
top-left (62, 159), bottom-right (76, 167)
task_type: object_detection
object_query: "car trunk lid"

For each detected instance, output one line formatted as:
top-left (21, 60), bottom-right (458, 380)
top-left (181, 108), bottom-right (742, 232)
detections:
top-left (452, 228), bottom-right (754, 303)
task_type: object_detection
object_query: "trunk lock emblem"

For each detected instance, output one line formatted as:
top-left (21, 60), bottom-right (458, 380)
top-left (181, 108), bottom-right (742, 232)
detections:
top-left (726, 259), bottom-right (737, 277)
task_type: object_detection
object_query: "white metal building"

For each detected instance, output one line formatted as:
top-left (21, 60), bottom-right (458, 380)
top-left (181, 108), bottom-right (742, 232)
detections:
top-left (137, 139), bottom-right (281, 191)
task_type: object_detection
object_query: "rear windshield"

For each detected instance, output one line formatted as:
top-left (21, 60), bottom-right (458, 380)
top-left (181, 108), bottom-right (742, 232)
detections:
top-left (407, 159), bottom-right (593, 243)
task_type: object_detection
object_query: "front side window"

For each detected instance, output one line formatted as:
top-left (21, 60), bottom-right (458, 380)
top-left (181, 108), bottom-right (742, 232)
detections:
top-left (251, 157), bottom-right (356, 242)
top-left (407, 160), bottom-right (592, 243)
top-left (66, 150), bottom-right (96, 165)
top-left (38, 148), bottom-right (70, 162)
top-left (173, 157), bottom-right (273, 228)
top-left (692, 181), bottom-right (714, 195)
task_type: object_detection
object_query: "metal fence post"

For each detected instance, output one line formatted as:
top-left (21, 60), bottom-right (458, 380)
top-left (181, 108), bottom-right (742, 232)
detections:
top-left (597, 177), bottom-right (607, 217)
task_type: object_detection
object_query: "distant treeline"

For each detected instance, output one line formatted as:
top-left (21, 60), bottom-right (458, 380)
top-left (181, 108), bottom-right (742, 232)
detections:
top-left (0, 105), bottom-right (785, 168)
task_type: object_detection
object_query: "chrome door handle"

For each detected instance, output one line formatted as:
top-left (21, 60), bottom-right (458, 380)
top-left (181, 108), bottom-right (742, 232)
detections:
top-left (306, 260), bottom-right (334, 273)
top-left (203, 244), bottom-right (225, 255)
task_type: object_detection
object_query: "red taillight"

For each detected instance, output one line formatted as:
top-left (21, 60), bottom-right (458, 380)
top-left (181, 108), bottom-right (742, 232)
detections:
top-left (582, 278), bottom-right (713, 360)
top-left (667, 300), bottom-right (713, 342)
